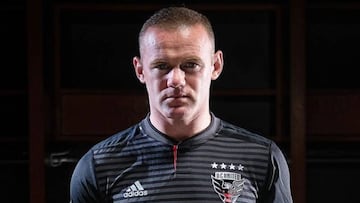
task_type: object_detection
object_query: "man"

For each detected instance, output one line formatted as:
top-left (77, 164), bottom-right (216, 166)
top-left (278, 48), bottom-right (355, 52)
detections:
top-left (70, 7), bottom-right (293, 203)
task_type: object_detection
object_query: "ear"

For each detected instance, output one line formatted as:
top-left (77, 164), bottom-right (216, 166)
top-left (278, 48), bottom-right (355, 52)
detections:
top-left (211, 50), bottom-right (224, 80)
top-left (133, 56), bottom-right (145, 84)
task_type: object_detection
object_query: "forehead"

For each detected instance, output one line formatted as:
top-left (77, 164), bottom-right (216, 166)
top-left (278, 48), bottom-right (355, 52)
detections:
top-left (139, 24), bottom-right (213, 55)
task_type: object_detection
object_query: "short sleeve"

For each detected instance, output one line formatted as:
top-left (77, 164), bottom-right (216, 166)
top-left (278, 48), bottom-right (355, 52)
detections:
top-left (70, 150), bottom-right (102, 203)
top-left (261, 142), bottom-right (293, 203)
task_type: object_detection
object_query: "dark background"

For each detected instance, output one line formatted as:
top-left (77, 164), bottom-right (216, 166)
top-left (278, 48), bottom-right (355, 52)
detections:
top-left (1, 0), bottom-right (360, 202)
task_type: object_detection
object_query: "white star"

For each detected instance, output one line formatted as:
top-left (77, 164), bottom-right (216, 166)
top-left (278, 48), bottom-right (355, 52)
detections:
top-left (220, 163), bottom-right (227, 169)
top-left (211, 162), bottom-right (218, 169)
top-left (229, 163), bottom-right (236, 170)
top-left (238, 164), bottom-right (244, 171)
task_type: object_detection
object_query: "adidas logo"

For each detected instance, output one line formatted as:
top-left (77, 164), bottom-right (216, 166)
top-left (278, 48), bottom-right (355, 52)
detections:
top-left (123, 181), bottom-right (148, 198)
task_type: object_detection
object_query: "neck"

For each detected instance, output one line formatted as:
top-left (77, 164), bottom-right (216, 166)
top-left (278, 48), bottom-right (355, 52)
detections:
top-left (150, 112), bottom-right (212, 141)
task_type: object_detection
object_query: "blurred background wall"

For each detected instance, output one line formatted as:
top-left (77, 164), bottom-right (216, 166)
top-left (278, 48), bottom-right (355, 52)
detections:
top-left (1, 0), bottom-right (359, 202)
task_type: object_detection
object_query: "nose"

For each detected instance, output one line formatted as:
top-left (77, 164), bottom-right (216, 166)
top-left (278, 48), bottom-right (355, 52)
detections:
top-left (167, 67), bottom-right (186, 88)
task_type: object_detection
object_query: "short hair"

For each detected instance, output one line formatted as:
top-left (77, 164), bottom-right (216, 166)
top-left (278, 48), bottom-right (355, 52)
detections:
top-left (138, 7), bottom-right (215, 52)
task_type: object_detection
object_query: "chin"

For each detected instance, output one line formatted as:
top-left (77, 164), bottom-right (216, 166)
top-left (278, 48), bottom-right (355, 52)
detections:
top-left (164, 108), bottom-right (189, 119)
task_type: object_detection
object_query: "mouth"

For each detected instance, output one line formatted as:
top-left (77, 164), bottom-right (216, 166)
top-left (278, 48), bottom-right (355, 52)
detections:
top-left (166, 94), bottom-right (186, 99)
top-left (163, 89), bottom-right (187, 99)
top-left (165, 95), bottom-right (187, 101)
top-left (164, 94), bottom-right (189, 107)
top-left (161, 87), bottom-right (192, 106)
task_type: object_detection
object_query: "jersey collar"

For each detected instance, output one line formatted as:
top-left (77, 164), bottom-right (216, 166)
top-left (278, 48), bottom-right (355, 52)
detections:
top-left (140, 112), bottom-right (221, 148)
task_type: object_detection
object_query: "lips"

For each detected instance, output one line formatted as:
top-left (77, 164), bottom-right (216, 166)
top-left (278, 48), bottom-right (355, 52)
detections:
top-left (165, 95), bottom-right (187, 101)
top-left (166, 94), bottom-right (185, 99)
top-left (161, 87), bottom-right (192, 107)
top-left (163, 93), bottom-right (189, 107)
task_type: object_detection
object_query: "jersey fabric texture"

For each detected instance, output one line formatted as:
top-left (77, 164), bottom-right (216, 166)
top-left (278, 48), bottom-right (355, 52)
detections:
top-left (70, 114), bottom-right (293, 203)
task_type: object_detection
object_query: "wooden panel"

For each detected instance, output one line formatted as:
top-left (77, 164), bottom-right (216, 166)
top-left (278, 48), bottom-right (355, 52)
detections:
top-left (289, 0), bottom-right (307, 201)
top-left (0, 95), bottom-right (28, 138)
top-left (60, 94), bottom-right (148, 137)
top-left (27, 0), bottom-right (45, 202)
top-left (307, 92), bottom-right (360, 136)
top-left (208, 9), bottom-right (277, 89)
top-left (211, 96), bottom-right (275, 138)
top-left (0, 7), bottom-right (27, 89)
top-left (307, 7), bottom-right (360, 89)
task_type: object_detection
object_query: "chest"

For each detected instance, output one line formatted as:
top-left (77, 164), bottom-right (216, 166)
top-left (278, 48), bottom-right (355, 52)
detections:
top-left (104, 145), bottom-right (269, 203)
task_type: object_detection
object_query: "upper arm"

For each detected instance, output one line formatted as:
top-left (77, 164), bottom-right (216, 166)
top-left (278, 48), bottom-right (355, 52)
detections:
top-left (261, 142), bottom-right (293, 203)
top-left (70, 151), bottom-right (102, 203)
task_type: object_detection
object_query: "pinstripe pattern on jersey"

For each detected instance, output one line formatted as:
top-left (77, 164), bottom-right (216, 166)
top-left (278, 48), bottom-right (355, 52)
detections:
top-left (89, 115), bottom-right (273, 203)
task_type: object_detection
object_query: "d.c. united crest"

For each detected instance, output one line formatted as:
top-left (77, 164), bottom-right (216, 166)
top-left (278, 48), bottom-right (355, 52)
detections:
top-left (211, 172), bottom-right (245, 203)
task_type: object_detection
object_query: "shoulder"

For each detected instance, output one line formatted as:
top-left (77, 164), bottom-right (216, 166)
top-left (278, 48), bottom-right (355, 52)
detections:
top-left (70, 123), bottom-right (144, 202)
top-left (74, 123), bottom-right (141, 169)
top-left (217, 119), bottom-right (288, 162)
top-left (217, 119), bottom-right (273, 148)
top-left (90, 124), bottom-right (141, 154)
top-left (215, 119), bottom-right (290, 164)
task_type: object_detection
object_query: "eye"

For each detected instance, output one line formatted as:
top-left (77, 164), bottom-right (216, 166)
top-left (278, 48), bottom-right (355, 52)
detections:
top-left (180, 62), bottom-right (200, 72)
top-left (153, 63), bottom-right (171, 70)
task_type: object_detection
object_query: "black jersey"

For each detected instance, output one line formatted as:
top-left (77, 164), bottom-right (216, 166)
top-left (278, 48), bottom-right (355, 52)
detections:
top-left (70, 114), bottom-right (293, 203)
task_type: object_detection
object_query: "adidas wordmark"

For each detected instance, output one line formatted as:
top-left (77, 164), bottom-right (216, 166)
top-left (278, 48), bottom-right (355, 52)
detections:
top-left (123, 181), bottom-right (148, 198)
